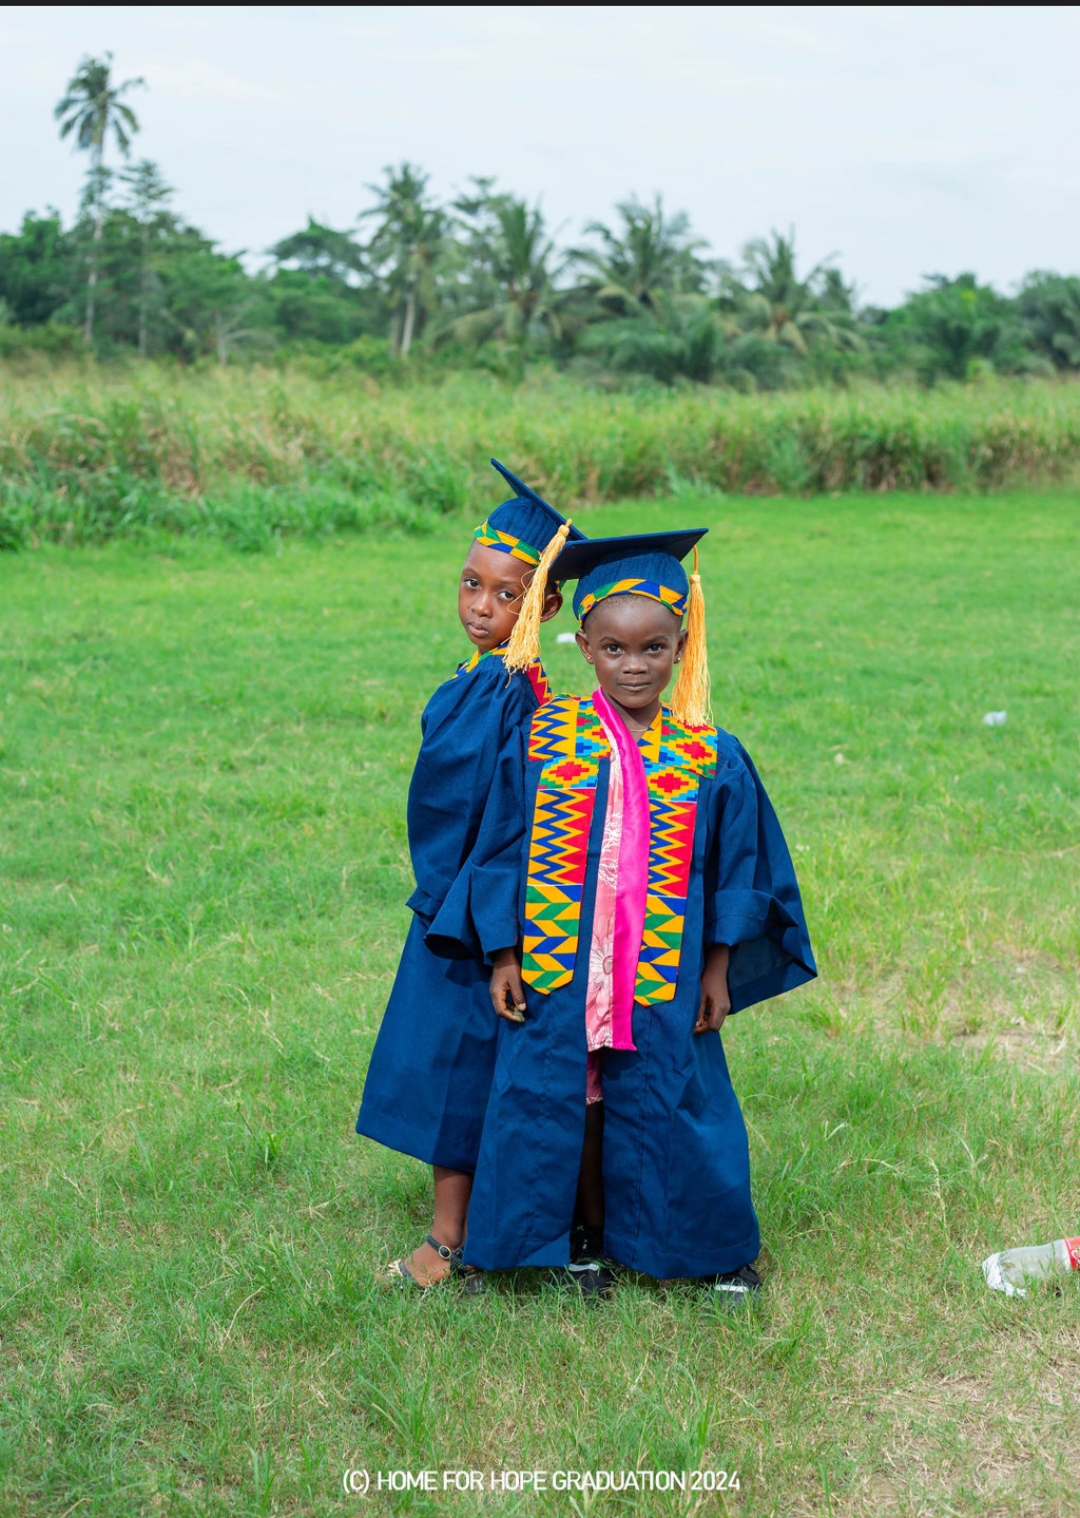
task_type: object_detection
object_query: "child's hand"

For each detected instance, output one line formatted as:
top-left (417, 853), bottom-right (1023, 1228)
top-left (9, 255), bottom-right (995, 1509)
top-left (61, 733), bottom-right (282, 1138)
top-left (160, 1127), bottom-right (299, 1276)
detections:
top-left (490, 949), bottom-right (527, 1024)
top-left (695, 944), bottom-right (731, 1034)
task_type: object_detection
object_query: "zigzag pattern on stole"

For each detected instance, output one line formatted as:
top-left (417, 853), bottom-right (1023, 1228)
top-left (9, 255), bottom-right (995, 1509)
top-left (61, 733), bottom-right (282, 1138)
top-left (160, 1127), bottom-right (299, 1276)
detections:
top-left (527, 695), bottom-right (579, 765)
top-left (648, 794), bottom-right (695, 899)
top-left (635, 798), bottom-right (695, 1003)
top-left (632, 711), bottom-right (719, 1005)
top-left (525, 661), bottom-right (552, 708)
top-left (526, 785), bottom-right (593, 891)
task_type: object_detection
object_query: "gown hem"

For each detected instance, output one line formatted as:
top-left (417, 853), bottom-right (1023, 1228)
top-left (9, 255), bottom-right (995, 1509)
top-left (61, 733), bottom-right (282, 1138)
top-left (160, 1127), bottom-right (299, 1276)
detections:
top-left (355, 1111), bottom-right (478, 1175)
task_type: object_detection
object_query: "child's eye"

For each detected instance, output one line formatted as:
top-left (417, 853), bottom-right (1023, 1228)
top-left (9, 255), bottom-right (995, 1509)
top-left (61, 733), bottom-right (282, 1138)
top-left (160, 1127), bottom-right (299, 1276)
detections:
top-left (499, 589), bottom-right (519, 602)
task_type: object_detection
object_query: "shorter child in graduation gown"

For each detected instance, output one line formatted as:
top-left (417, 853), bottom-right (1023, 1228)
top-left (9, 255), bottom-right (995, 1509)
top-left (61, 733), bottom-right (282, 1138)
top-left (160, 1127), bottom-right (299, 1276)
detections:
top-left (355, 459), bottom-right (584, 1289)
top-left (454, 530), bottom-right (817, 1302)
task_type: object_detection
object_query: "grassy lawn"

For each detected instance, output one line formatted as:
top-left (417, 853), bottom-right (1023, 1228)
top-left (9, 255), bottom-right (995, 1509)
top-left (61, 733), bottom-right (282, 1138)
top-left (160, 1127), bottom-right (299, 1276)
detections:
top-left (1, 490), bottom-right (1078, 1517)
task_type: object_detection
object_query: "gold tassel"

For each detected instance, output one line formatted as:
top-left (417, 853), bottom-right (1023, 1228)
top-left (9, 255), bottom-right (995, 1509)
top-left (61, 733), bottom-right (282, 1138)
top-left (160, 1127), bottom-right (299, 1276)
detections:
top-left (503, 519), bottom-right (572, 673)
top-left (669, 545), bottom-right (712, 728)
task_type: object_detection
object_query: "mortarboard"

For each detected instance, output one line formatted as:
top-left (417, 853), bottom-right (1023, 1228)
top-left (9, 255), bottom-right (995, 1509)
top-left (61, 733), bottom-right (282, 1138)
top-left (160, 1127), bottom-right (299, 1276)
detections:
top-left (549, 529), bottom-right (708, 623)
top-left (473, 459), bottom-right (586, 569)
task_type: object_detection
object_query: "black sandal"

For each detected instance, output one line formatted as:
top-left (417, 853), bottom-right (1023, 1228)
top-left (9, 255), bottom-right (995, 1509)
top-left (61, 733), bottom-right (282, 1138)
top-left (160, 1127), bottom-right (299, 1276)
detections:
top-left (388, 1235), bottom-right (486, 1294)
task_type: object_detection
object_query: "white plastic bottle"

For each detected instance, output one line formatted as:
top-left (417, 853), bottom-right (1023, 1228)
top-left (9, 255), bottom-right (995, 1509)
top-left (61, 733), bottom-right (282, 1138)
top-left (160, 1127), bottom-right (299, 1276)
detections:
top-left (982, 1236), bottom-right (1080, 1298)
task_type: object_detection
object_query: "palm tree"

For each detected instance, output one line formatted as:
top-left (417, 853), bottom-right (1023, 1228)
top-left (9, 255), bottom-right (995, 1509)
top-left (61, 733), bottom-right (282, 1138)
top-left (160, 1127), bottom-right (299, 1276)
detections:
top-left (580, 294), bottom-right (726, 384)
top-left (55, 52), bottom-right (144, 344)
top-left (119, 159), bottom-right (172, 357)
top-left (892, 273), bottom-right (1024, 382)
top-left (573, 196), bottom-right (711, 314)
top-left (361, 164), bottom-right (447, 358)
top-left (722, 229), bottom-right (862, 356)
top-left (440, 189), bottom-right (569, 370)
top-left (1016, 272), bottom-right (1080, 370)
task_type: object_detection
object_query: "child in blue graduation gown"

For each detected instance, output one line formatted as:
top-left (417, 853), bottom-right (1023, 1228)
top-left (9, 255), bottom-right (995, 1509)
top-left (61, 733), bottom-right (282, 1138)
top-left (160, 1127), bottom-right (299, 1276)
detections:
top-left (356, 460), bottom-right (585, 1288)
top-left (454, 530), bottom-right (816, 1301)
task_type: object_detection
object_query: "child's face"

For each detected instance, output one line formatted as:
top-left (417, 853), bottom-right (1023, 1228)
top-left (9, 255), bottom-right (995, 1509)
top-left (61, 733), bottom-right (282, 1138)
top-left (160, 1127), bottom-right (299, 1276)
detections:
top-left (459, 543), bottom-right (529, 651)
top-left (576, 595), bottom-right (687, 713)
top-left (458, 543), bottom-right (565, 653)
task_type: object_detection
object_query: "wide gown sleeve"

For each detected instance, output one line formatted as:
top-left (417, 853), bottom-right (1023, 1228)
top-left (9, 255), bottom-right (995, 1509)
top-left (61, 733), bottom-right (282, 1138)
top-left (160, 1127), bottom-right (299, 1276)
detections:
top-left (405, 657), bottom-right (534, 920)
top-left (704, 739), bottom-right (816, 1013)
top-left (423, 723), bottom-right (528, 963)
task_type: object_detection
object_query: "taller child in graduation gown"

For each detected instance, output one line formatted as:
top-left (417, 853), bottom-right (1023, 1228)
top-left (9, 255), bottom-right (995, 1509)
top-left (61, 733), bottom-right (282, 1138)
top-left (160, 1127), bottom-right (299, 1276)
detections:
top-left (454, 531), bottom-right (817, 1299)
top-left (356, 460), bottom-right (585, 1288)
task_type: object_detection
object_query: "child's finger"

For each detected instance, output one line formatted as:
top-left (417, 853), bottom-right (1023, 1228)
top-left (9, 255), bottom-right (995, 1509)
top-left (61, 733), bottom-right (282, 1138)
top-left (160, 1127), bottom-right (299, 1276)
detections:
top-left (500, 978), bottom-right (526, 1023)
top-left (490, 972), bottom-right (527, 1023)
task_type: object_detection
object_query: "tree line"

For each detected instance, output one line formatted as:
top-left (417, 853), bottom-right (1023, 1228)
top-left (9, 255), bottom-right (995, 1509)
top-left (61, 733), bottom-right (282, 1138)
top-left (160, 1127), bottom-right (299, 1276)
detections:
top-left (3, 52), bottom-right (1080, 389)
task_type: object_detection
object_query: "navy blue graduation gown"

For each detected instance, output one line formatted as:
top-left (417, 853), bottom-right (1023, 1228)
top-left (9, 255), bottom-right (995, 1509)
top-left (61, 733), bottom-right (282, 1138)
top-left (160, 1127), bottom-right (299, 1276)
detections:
top-left (356, 653), bottom-right (547, 1173)
top-left (455, 711), bottom-right (816, 1278)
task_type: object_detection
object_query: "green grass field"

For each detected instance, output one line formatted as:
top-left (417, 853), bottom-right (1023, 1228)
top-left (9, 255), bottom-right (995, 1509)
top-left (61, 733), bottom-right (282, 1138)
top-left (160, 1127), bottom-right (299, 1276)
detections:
top-left (1, 490), bottom-right (1079, 1517)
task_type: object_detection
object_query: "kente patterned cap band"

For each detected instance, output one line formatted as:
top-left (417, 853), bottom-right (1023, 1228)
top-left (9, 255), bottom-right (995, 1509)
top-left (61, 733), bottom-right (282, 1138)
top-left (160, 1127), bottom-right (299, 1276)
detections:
top-left (576, 578), bottom-right (687, 622)
top-left (473, 519), bottom-right (543, 567)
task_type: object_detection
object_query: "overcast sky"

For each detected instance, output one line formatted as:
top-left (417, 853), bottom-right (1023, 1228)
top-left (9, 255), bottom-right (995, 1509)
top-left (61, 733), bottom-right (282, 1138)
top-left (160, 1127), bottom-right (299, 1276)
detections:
top-left (3, 4), bottom-right (1078, 306)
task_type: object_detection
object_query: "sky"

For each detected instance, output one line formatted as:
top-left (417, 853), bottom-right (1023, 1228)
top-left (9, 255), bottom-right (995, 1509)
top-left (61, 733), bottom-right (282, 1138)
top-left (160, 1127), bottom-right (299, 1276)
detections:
top-left (2, 4), bottom-right (1079, 307)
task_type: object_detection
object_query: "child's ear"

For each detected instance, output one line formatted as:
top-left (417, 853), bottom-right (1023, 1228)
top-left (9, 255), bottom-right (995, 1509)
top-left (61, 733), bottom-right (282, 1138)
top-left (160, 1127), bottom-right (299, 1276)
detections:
top-left (675, 628), bottom-right (689, 663)
top-left (539, 588), bottom-right (564, 624)
top-left (575, 629), bottom-right (595, 665)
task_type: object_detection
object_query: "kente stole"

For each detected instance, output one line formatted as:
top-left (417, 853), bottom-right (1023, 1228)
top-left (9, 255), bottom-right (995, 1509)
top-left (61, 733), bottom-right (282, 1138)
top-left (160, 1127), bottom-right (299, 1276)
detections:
top-left (454, 644), bottom-right (550, 706)
top-left (523, 695), bottom-right (718, 1003)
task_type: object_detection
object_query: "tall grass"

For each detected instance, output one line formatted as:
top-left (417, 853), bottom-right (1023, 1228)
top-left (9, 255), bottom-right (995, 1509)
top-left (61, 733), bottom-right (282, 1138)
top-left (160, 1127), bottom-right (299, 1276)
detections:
top-left (4, 367), bottom-right (1080, 547)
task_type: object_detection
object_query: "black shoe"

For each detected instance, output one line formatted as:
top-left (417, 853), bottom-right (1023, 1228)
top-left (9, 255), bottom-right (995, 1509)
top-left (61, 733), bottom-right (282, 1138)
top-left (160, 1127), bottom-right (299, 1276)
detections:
top-left (551, 1224), bottom-right (615, 1300)
top-left (550, 1258), bottom-right (616, 1300)
top-left (704, 1262), bottom-right (762, 1310)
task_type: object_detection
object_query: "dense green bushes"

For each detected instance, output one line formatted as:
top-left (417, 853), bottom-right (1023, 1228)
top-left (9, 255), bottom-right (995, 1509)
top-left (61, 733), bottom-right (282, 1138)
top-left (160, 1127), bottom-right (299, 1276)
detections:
top-left (3, 367), bottom-right (1080, 548)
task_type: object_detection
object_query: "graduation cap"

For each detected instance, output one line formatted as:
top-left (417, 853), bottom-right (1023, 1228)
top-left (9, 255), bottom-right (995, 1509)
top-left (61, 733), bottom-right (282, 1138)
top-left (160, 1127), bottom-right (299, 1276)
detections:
top-left (476, 459), bottom-right (586, 675)
top-left (552, 527), bottom-right (713, 729)
top-left (549, 528), bottom-right (708, 620)
top-left (474, 458), bottom-right (586, 569)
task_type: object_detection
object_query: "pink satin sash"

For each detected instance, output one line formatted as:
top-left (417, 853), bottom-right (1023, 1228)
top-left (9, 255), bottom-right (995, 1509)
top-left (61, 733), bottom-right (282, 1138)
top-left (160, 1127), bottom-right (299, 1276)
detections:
top-left (592, 688), bottom-right (651, 1051)
top-left (584, 714), bottom-right (622, 1057)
